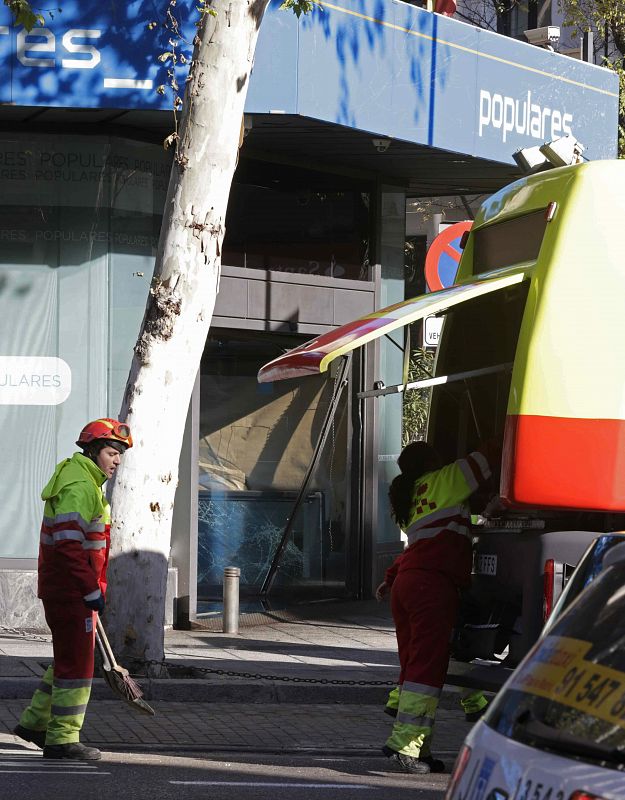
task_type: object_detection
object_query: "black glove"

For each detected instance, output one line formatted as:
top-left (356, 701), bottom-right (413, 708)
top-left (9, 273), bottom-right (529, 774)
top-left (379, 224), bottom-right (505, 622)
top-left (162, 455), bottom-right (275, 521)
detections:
top-left (84, 594), bottom-right (105, 615)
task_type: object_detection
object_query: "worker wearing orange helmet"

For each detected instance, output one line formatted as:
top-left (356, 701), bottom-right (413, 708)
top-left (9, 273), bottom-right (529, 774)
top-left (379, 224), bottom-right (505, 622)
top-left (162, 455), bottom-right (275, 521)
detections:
top-left (14, 419), bottom-right (132, 761)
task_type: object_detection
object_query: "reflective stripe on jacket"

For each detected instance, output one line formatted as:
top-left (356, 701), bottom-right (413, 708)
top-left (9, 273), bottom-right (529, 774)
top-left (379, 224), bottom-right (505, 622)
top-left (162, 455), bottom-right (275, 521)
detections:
top-left (385, 451), bottom-right (491, 588)
top-left (38, 453), bottom-right (110, 602)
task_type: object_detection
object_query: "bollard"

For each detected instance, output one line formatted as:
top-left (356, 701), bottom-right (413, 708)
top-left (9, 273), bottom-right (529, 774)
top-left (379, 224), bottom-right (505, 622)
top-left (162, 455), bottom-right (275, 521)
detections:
top-left (222, 566), bottom-right (240, 634)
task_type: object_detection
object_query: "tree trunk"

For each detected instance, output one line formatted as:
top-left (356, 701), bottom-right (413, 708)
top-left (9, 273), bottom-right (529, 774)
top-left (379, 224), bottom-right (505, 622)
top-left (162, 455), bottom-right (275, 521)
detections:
top-left (106, 0), bottom-right (270, 665)
top-left (610, 20), bottom-right (625, 58)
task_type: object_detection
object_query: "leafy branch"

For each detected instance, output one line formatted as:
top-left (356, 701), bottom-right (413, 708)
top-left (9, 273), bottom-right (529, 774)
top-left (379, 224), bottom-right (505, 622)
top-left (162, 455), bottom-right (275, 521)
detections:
top-left (558, 0), bottom-right (625, 157)
top-left (402, 345), bottom-right (434, 446)
top-left (3, 0), bottom-right (44, 29)
top-left (279, 0), bottom-right (322, 18)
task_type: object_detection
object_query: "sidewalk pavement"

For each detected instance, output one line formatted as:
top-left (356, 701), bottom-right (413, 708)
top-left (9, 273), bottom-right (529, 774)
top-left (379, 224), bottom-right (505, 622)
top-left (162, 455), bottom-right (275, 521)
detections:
top-left (0, 599), bottom-right (480, 757)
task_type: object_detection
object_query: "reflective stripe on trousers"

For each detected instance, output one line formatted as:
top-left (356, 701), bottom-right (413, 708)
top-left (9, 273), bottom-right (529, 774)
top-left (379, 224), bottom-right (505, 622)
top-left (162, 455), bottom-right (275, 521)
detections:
top-left (18, 665), bottom-right (54, 737)
top-left (17, 665), bottom-right (93, 745)
top-left (460, 688), bottom-right (488, 715)
top-left (384, 683), bottom-right (441, 758)
top-left (24, 599), bottom-right (98, 744)
top-left (387, 570), bottom-right (459, 759)
top-left (47, 676), bottom-right (93, 744)
top-left (385, 685), bottom-right (400, 713)
top-left (385, 684), bottom-right (488, 722)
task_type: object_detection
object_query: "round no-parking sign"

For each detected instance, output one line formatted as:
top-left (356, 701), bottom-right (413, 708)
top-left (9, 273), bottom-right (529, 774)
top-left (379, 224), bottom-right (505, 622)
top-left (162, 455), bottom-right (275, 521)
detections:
top-left (424, 220), bottom-right (473, 292)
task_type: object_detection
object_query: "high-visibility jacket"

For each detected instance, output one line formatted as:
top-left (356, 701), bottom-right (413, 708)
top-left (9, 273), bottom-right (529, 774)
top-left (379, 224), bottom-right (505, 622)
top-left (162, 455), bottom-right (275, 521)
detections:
top-left (38, 453), bottom-right (110, 603)
top-left (385, 450), bottom-right (492, 588)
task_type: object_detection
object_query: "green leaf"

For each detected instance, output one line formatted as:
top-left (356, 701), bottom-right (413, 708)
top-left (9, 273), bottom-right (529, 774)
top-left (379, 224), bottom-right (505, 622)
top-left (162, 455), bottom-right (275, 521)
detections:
top-left (279, 0), bottom-right (322, 17)
top-left (4, 0), bottom-right (43, 31)
top-left (402, 346), bottom-right (434, 446)
top-left (557, 0), bottom-right (625, 157)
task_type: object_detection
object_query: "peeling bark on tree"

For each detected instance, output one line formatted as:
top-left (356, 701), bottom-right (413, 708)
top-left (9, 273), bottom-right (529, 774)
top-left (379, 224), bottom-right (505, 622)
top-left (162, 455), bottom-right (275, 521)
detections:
top-left (106, 0), bottom-right (270, 665)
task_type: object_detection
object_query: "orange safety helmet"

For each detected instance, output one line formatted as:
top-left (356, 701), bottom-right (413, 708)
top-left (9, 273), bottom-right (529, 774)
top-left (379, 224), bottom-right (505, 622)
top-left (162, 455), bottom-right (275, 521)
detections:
top-left (76, 418), bottom-right (133, 449)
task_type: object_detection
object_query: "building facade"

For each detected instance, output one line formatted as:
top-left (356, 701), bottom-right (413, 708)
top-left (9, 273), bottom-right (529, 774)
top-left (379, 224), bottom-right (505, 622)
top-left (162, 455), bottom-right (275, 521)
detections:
top-left (0, 0), bottom-right (618, 626)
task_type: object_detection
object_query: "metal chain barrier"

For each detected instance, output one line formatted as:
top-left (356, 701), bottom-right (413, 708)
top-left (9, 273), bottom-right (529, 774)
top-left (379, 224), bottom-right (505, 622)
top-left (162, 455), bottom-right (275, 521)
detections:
top-left (136, 657), bottom-right (396, 687)
top-left (0, 625), bottom-right (51, 643)
top-left (0, 627), bottom-right (396, 686)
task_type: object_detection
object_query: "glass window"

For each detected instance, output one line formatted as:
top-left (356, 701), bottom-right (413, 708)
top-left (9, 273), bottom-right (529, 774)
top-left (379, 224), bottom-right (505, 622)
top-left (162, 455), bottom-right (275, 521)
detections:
top-left (374, 189), bottom-right (406, 544)
top-left (197, 332), bottom-right (350, 598)
top-left (0, 135), bottom-right (167, 558)
top-left (108, 208), bottom-right (162, 408)
top-left (222, 161), bottom-right (371, 280)
top-left (428, 281), bottom-right (529, 462)
top-left (473, 209), bottom-right (549, 275)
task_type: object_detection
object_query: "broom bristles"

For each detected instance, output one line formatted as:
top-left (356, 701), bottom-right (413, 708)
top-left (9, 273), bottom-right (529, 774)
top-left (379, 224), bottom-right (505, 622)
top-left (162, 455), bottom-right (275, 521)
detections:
top-left (102, 667), bottom-right (155, 715)
top-left (111, 669), bottom-right (143, 699)
top-left (95, 621), bottom-right (156, 716)
top-left (102, 667), bottom-right (141, 699)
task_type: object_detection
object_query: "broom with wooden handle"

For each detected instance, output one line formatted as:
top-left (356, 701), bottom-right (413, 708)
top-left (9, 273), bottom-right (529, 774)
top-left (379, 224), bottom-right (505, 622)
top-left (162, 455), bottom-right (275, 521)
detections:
top-left (95, 617), bottom-right (155, 716)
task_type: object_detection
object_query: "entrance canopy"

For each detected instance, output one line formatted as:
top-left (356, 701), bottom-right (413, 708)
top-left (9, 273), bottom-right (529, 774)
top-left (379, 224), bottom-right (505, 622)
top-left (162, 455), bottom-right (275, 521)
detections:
top-left (257, 266), bottom-right (531, 383)
top-left (0, 1), bottom-right (618, 196)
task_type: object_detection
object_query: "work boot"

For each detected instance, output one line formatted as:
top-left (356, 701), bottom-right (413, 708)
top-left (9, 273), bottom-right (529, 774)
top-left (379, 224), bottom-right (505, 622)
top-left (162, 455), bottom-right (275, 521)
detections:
top-left (382, 745), bottom-right (441, 775)
top-left (421, 754), bottom-right (446, 773)
top-left (43, 742), bottom-right (101, 761)
top-left (13, 724), bottom-right (46, 749)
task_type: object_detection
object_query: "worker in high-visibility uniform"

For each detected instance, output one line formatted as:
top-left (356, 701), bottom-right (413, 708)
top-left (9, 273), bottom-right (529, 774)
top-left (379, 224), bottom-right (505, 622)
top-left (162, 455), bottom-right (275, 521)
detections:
top-left (376, 441), bottom-right (495, 775)
top-left (13, 419), bottom-right (132, 761)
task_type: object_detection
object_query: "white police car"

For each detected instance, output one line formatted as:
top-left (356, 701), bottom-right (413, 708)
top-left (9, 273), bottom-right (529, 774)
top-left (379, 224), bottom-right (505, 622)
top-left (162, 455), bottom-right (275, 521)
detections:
top-left (446, 535), bottom-right (625, 800)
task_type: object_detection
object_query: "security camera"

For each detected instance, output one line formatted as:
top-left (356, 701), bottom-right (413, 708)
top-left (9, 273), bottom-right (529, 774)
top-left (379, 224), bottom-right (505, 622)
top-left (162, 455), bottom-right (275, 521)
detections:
top-left (524, 26), bottom-right (560, 49)
top-left (372, 138), bottom-right (391, 153)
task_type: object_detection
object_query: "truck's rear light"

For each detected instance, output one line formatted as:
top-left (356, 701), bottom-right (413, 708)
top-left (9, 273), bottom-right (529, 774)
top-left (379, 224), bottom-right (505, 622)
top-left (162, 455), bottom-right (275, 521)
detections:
top-left (569, 792), bottom-right (608, 800)
top-left (444, 744), bottom-right (472, 799)
top-left (543, 558), bottom-right (555, 622)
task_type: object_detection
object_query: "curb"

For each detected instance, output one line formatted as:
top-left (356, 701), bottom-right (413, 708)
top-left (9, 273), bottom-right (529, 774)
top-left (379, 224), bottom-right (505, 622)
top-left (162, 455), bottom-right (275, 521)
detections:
top-left (0, 677), bottom-right (392, 704)
top-left (97, 744), bottom-right (388, 757)
top-left (0, 677), bottom-right (474, 708)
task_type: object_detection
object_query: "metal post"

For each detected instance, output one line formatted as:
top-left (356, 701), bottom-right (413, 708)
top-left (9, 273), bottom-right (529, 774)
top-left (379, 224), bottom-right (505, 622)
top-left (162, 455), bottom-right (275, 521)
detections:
top-left (223, 566), bottom-right (240, 634)
top-left (582, 30), bottom-right (593, 63)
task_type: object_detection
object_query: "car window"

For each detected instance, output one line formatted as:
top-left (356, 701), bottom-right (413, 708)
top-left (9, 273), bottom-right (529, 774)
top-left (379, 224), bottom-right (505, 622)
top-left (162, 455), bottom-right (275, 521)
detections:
top-left (486, 562), bottom-right (625, 765)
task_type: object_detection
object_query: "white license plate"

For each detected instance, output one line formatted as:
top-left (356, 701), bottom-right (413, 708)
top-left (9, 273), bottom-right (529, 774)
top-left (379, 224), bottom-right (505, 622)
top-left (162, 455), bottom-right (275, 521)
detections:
top-left (513, 777), bottom-right (564, 800)
top-left (475, 554), bottom-right (497, 576)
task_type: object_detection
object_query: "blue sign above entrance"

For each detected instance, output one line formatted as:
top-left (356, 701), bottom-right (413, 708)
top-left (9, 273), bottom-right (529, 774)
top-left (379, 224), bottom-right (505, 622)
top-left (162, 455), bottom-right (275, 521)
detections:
top-left (0, 1), bottom-right (181, 109)
top-left (0, 0), bottom-right (618, 164)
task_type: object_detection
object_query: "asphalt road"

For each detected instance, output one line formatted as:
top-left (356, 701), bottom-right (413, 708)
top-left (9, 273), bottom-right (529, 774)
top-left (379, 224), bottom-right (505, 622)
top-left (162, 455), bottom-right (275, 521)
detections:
top-left (0, 746), bottom-right (451, 800)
